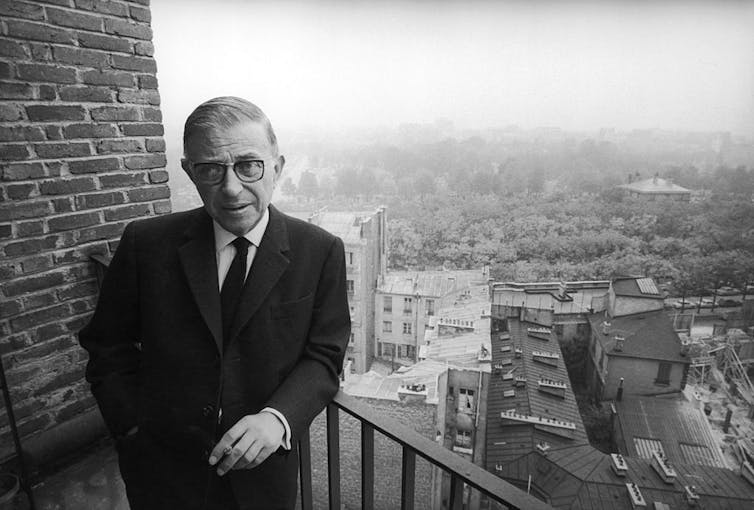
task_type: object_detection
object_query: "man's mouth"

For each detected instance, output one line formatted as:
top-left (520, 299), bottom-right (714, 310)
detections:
top-left (223, 204), bottom-right (251, 212)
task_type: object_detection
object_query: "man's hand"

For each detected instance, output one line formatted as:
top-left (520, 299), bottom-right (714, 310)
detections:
top-left (208, 412), bottom-right (285, 475)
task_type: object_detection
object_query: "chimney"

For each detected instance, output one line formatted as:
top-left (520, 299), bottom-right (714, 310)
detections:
top-left (602, 321), bottom-right (611, 335)
top-left (680, 338), bottom-right (690, 356)
top-left (617, 377), bottom-right (624, 401)
top-left (615, 335), bottom-right (625, 352)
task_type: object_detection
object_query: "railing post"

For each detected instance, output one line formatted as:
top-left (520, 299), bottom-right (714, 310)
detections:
top-left (400, 447), bottom-right (416, 510)
top-left (298, 428), bottom-right (313, 510)
top-left (361, 422), bottom-right (374, 510)
top-left (326, 404), bottom-right (341, 510)
top-left (448, 474), bottom-right (464, 510)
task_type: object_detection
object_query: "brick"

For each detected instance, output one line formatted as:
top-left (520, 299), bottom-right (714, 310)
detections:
top-left (31, 0), bottom-right (71, 6)
top-left (35, 323), bottom-right (66, 343)
top-left (18, 414), bottom-right (52, 438)
top-left (0, 104), bottom-right (24, 121)
top-left (69, 296), bottom-right (95, 314)
top-left (35, 142), bottom-right (91, 159)
top-left (100, 172), bottom-right (145, 188)
top-left (129, 5), bottom-right (150, 22)
top-left (1, 1), bottom-right (44, 20)
top-left (0, 202), bottom-right (51, 222)
top-left (16, 337), bottom-right (75, 366)
top-left (57, 394), bottom-right (96, 422)
top-left (17, 63), bottom-right (77, 83)
top-left (59, 85), bottom-right (113, 103)
top-left (45, 125), bottom-right (63, 140)
top-left (142, 107), bottom-right (161, 121)
top-left (153, 199), bottom-right (171, 214)
top-left (121, 123), bottom-right (163, 136)
top-left (13, 399), bottom-right (46, 422)
top-left (63, 123), bottom-right (117, 139)
top-left (104, 18), bottom-right (152, 40)
top-left (8, 302), bottom-right (70, 332)
top-left (20, 253), bottom-right (54, 274)
top-left (52, 197), bottom-right (74, 213)
top-left (6, 20), bottom-right (77, 45)
top-left (47, 7), bottom-right (103, 31)
top-left (0, 144), bottom-right (31, 161)
top-left (0, 264), bottom-right (18, 280)
top-left (3, 272), bottom-right (65, 297)
top-left (75, 0), bottom-right (128, 17)
top-left (26, 105), bottom-right (85, 121)
top-left (65, 314), bottom-right (91, 333)
top-left (48, 212), bottom-right (100, 232)
top-left (118, 89), bottom-right (159, 105)
top-left (138, 74), bottom-right (158, 89)
top-left (0, 125), bottom-right (45, 141)
top-left (40, 177), bottom-right (96, 195)
top-left (6, 183), bottom-right (37, 200)
top-left (1, 162), bottom-right (45, 180)
top-left (111, 54), bottom-right (156, 73)
top-left (0, 224), bottom-right (12, 238)
top-left (58, 280), bottom-right (97, 301)
top-left (5, 238), bottom-right (56, 259)
top-left (145, 138), bottom-right (165, 152)
top-left (0, 61), bottom-right (11, 79)
top-left (0, 38), bottom-right (28, 59)
top-left (127, 185), bottom-right (170, 202)
top-left (104, 203), bottom-right (149, 221)
top-left (23, 291), bottom-right (58, 310)
top-left (53, 46), bottom-right (108, 67)
top-left (148, 169), bottom-right (168, 183)
top-left (77, 32), bottom-right (131, 53)
top-left (134, 40), bottom-right (153, 56)
top-left (68, 157), bottom-right (119, 174)
top-left (125, 153), bottom-right (165, 170)
top-left (90, 106), bottom-right (139, 121)
top-left (81, 69), bottom-right (135, 87)
top-left (96, 138), bottom-right (143, 154)
top-left (17, 220), bottom-right (45, 237)
top-left (77, 222), bottom-right (123, 242)
top-left (76, 190), bottom-right (124, 209)
top-left (45, 161), bottom-right (63, 177)
top-left (29, 42), bottom-right (52, 61)
top-left (38, 84), bottom-right (57, 100)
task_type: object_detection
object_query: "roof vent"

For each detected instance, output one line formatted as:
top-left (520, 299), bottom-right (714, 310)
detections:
top-left (495, 463), bottom-right (503, 473)
top-left (615, 335), bottom-right (625, 352)
top-left (680, 338), bottom-right (691, 357)
top-left (626, 482), bottom-right (646, 508)
top-left (536, 441), bottom-right (551, 455)
top-left (650, 451), bottom-right (676, 484)
top-left (684, 485), bottom-right (700, 506)
top-left (610, 453), bottom-right (628, 477)
top-left (602, 321), bottom-right (611, 335)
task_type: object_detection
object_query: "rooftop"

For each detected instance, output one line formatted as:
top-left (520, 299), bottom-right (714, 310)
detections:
top-left (618, 177), bottom-right (692, 195)
top-left (420, 330), bottom-right (493, 370)
top-left (485, 319), bottom-right (589, 468)
top-left (378, 268), bottom-right (488, 297)
top-left (611, 277), bottom-right (664, 300)
top-left (613, 396), bottom-right (727, 468)
top-left (492, 281), bottom-right (609, 315)
top-left (497, 444), bottom-right (754, 509)
top-left (287, 210), bottom-right (379, 243)
top-left (588, 310), bottom-right (689, 364)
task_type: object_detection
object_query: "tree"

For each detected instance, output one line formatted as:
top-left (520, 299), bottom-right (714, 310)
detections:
top-left (297, 171), bottom-right (319, 199)
top-left (280, 177), bottom-right (296, 196)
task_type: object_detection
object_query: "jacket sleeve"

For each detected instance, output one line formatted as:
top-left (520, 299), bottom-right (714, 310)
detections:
top-left (78, 221), bottom-right (141, 437)
top-left (263, 236), bottom-right (351, 441)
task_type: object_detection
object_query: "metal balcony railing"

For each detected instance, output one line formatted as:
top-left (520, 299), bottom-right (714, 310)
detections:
top-left (299, 391), bottom-right (552, 510)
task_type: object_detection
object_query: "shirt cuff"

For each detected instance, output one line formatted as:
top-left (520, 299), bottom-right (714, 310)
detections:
top-left (261, 407), bottom-right (291, 450)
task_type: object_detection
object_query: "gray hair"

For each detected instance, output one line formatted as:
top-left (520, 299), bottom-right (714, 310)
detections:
top-left (183, 96), bottom-right (279, 157)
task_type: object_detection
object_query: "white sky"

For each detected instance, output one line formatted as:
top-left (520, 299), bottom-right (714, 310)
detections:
top-left (152, 0), bottom-right (754, 137)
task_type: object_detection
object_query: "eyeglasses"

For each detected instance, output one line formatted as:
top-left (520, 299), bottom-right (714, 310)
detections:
top-left (190, 160), bottom-right (265, 185)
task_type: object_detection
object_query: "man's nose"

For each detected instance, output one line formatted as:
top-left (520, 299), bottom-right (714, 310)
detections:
top-left (220, 165), bottom-right (243, 195)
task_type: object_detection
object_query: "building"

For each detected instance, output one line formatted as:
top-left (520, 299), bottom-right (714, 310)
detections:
top-left (496, 443), bottom-right (754, 509)
top-left (617, 175), bottom-right (691, 201)
top-left (376, 268), bottom-right (489, 365)
top-left (586, 278), bottom-right (690, 401)
top-left (290, 208), bottom-right (387, 374)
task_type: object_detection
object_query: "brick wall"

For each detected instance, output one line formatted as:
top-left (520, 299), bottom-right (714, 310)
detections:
top-left (0, 0), bottom-right (168, 461)
top-left (306, 398), bottom-right (436, 510)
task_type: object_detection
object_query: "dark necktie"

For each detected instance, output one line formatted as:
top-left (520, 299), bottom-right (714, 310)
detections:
top-left (221, 237), bottom-right (250, 342)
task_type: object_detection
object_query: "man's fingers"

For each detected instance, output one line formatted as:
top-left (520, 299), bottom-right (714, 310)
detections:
top-left (208, 418), bottom-right (246, 465)
top-left (248, 444), bottom-right (276, 469)
top-left (216, 434), bottom-right (255, 476)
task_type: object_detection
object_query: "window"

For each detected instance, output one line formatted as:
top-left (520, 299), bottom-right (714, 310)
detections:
top-left (407, 345), bottom-right (416, 360)
top-left (455, 430), bottom-right (472, 448)
top-left (346, 279), bottom-right (354, 293)
top-left (347, 251), bottom-right (354, 265)
top-left (403, 322), bottom-right (412, 335)
top-left (425, 299), bottom-right (435, 316)
top-left (383, 321), bottom-right (392, 333)
top-left (381, 342), bottom-right (394, 357)
top-left (349, 333), bottom-right (354, 344)
top-left (383, 296), bottom-right (392, 313)
top-left (458, 388), bottom-right (475, 413)
top-left (403, 297), bottom-right (412, 314)
top-left (656, 362), bottom-right (671, 385)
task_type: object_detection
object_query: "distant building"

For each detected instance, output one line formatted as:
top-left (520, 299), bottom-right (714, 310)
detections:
top-left (496, 443), bottom-right (754, 509)
top-left (375, 268), bottom-right (489, 366)
top-left (292, 208), bottom-right (388, 374)
top-left (586, 278), bottom-right (690, 400)
top-left (617, 175), bottom-right (691, 201)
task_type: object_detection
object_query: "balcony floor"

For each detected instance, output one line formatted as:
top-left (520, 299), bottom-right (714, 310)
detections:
top-left (8, 442), bottom-right (128, 510)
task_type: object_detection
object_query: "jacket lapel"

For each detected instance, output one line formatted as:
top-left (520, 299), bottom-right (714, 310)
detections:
top-left (228, 206), bottom-right (290, 343)
top-left (178, 210), bottom-right (223, 354)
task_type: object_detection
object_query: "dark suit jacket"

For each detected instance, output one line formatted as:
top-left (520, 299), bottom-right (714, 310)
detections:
top-left (79, 205), bottom-right (350, 509)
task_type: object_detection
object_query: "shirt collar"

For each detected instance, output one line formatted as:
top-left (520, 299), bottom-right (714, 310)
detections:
top-left (213, 207), bottom-right (270, 252)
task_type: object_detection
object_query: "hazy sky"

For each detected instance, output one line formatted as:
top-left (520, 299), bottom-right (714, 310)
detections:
top-left (152, 0), bottom-right (754, 138)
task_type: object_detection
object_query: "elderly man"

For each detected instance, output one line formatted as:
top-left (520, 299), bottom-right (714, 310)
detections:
top-left (79, 97), bottom-right (351, 509)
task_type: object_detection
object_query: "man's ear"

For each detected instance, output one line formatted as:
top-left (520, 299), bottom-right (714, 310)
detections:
top-left (273, 155), bottom-right (285, 183)
top-left (181, 158), bottom-right (194, 181)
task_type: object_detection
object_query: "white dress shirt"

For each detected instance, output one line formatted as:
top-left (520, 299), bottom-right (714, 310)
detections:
top-left (213, 208), bottom-right (292, 450)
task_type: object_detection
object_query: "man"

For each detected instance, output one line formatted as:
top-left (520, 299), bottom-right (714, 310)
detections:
top-left (79, 96), bottom-right (351, 509)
